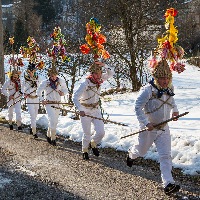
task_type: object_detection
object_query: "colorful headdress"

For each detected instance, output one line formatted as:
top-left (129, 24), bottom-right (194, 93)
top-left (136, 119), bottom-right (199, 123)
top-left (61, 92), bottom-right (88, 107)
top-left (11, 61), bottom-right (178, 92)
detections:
top-left (46, 26), bottom-right (70, 67)
top-left (80, 17), bottom-right (110, 60)
top-left (149, 8), bottom-right (185, 75)
top-left (20, 36), bottom-right (44, 70)
top-left (152, 59), bottom-right (172, 79)
top-left (6, 37), bottom-right (23, 78)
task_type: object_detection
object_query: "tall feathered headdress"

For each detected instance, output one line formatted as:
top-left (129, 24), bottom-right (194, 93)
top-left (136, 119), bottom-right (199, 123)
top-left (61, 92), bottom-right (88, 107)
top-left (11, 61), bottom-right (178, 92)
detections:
top-left (19, 36), bottom-right (44, 70)
top-left (46, 26), bottom-right (70, 71)
top-left (80, 17), bottom-right (110, 60)
top-left (6, 37), bottom-right (23, 78)
top-left (149, 8), bottom-right (185, 74)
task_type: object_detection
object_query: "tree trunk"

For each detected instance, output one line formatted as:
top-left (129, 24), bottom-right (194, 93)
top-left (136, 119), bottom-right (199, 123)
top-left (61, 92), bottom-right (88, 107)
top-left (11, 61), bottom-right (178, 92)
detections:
top-left (0, 0), bottom-right (6, 107)
top-left (123, 15), bottom-right (141, 91)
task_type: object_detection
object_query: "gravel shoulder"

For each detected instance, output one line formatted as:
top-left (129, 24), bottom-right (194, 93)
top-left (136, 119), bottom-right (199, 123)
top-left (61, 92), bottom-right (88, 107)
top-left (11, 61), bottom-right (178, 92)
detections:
top-left (0, 121), bottom-right (199, 200)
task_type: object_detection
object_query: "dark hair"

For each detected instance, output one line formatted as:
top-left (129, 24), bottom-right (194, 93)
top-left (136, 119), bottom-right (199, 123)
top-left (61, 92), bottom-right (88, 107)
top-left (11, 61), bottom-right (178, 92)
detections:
top-left (27, 63), bottom-right (36, 71)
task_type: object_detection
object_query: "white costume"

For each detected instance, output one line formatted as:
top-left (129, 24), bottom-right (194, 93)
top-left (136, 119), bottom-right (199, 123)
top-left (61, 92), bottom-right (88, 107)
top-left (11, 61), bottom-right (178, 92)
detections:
top-left (129, 82), bottom-right (178, 187)
top-left (36, 77), bottom-right (68, 140)
top-left (73, 65), bottom-right (114, 152)
top-left (21, 72), bottom-right (41, 135)
top-left (1, 79), bottom-right (22, 127)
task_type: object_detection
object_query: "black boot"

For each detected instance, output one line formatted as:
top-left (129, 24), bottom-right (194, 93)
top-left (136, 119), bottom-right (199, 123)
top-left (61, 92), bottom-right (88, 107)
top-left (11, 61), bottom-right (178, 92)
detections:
top-left (9, 124), bottom-right (13, 130)
top-left (46, 135), bottom-right (52, 144)
top-left (126, 155), bottom-right (134, 167)
top-left (30, 128), bottom-right (33, 135)
top-left (83, 152), bottom-right (89, 160)
top-left (164, 183), bottom-right (180, 195)
top-left (33, 134), bottom-right (38, 139)
top-left (51, 140), bottom-right (56, 146)
top-left (18, 126), bottom-right (22, 131)
top-left (91, 147), bottom-right (99, 157)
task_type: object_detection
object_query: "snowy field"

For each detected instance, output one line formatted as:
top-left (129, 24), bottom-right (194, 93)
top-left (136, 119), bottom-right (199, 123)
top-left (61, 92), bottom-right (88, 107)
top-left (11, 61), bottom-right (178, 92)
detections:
top-left (1, 57), bottom-right (200, 176)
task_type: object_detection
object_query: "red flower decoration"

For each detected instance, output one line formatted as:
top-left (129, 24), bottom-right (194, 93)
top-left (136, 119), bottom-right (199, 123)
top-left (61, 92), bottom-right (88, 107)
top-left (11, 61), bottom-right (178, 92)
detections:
top-left (17, 58), bottom-right (24, 67)
top-left (164, 8), bottom-right (178, 18)
top-left (93, 54), bottom-right (99, 60)
top-left (80, 18), bottom-right (110, 60)
top-left (149, 57), bottom-right (158, 68)
top-left (98, 34), bottom-right (106, 44)
top-left (162, 41), bottom-right (171, 49)
top-left (170, 62), bottom-right (185, 73)
top-left (80, 44), bottom-right (90, 54)
top-left (102, 50), bottom-right (110, 59)
top-left (92, 33), bottom-right (98, 41)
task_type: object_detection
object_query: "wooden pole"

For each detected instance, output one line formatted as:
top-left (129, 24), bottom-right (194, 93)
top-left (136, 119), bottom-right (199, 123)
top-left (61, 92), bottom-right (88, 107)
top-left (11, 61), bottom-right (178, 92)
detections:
top-left (52, 106), bottom-right (128, 126)
top-left (120, 112), bottom-right (189, 139)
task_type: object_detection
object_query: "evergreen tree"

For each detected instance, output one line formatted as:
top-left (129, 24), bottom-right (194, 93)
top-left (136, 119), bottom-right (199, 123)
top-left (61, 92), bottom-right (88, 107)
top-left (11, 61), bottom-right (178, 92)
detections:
top-left (3, 27), bottom-right (11, 54)
top-left (33, 0), bottom-right (56, 29)
top-left (13, 18), bottom-right (28, 52)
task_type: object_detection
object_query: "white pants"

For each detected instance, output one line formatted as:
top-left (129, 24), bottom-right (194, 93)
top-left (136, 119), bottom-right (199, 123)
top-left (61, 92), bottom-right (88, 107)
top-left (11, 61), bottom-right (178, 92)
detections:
top-left (45, 104), bottom-right (60, 140)
top-left (8, 100), bottom-right (22, 125)
top-left (26, 97), bottom-right (39, 130)
top-left (80, 109), bottom-right (105, 151)
top-left (129, 127), bottom-right (174, 187)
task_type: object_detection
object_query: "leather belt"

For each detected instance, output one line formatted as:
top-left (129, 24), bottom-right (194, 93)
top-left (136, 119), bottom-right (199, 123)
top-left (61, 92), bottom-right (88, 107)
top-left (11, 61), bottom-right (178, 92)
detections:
top-left (81, 102), bottom-right (99, 108)
top-left (28, 95), bottom-right (38, 99)
top-left (47, 101), bottom-right (60, 104)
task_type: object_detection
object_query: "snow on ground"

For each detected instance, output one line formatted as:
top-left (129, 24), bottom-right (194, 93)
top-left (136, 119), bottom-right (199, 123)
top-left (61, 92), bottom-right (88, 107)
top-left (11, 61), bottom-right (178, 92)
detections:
top-left (1, 56), bottom-right (200, 175)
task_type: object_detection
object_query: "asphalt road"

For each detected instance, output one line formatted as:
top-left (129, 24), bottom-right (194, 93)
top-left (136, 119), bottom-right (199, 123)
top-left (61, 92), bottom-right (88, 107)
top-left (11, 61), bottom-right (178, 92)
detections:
top-left (0, 122), bottom-right (199, 200)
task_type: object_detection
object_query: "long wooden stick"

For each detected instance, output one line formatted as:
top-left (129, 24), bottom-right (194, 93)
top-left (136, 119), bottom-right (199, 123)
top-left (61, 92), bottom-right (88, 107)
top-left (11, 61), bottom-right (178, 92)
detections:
top-left (120, 112), bottom-right (189, 139)
top-left (52, 106), bottom-right (128, 126)
top-left (8, 89), bottom-right (37, 108)
top-left (26, 102), bottom-right (73, 105)
top-left (0, 81), bottom-right (36, 111)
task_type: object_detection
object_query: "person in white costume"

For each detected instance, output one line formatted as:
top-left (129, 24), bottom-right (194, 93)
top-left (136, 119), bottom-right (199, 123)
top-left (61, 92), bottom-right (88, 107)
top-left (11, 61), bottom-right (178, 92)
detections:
top-left (21, 63), bottom-right (41, 138)
top-left (36, 68), bottom-right (68, 146)
top-left (127, 59), bottom-right (180, 195)
top-left (1, 70), bottom-right (22, 130)
top-left (73, 61), bottom-right (115, 160)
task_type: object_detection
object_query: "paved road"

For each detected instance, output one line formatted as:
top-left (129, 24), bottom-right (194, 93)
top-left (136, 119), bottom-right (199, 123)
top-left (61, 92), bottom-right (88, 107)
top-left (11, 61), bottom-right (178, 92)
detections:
top-left (0, 122), bottom-right (199, 200)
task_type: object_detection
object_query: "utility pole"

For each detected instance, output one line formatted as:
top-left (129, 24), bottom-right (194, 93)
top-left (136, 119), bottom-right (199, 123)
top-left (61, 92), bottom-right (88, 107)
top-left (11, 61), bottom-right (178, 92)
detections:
top-left (0, 0), bottom-right (6, 107)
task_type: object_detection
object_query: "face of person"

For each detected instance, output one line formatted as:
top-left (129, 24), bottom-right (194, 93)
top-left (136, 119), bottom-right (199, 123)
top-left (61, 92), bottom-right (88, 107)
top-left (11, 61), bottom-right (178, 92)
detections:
top-left (92, 70), bottom-right (102, 80)
top-left (28, 70), bottom-right (34, 77)
top-left (11, 74), bottom-right (19, 81)
top-left (157, 77), bottom-right (170, 89)
top-left (49, 74), bottom-right (57, 81)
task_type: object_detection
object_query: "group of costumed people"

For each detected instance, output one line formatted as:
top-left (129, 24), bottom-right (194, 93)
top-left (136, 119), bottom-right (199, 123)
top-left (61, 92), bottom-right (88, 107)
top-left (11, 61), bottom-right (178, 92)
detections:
top-left (1, 63), bottom-right (68, 144)
top-left (1, 8), bottom-right (186, 195)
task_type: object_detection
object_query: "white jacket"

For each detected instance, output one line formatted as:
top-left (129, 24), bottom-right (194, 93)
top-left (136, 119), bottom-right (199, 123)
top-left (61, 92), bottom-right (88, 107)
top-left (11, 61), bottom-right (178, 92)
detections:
top-left (1, 80), bottom-right (22, 105)
top-left (73, 65), bottom-right (114, 111)
top-left (36, 78), bottom-right (68, 101)
top-left (21, 73), bottom-right (41, 96)
top-left (135, 83), bottom-right (179, 129)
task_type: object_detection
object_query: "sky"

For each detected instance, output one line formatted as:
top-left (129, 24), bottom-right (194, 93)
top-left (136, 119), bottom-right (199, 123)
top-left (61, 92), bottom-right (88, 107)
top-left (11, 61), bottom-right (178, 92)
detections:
top-left (0, 56), bottom-right (200, 176)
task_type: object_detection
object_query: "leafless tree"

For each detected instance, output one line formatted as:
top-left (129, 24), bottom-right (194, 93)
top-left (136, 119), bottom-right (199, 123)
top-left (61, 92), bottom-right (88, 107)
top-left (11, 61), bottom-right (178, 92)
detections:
top-left (74, 0), bottom-right (189, 91)
top-left (182, 0), bottom-right (200, 55)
